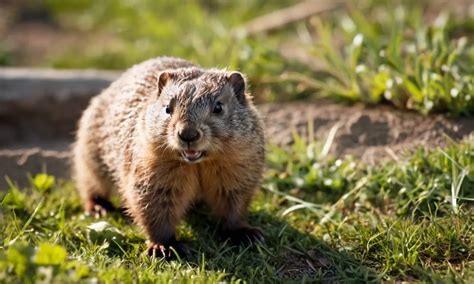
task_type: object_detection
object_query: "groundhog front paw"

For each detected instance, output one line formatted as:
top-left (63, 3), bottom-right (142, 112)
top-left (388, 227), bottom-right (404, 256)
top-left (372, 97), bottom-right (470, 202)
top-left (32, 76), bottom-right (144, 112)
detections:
top-left (146, 240), bottom-right (190, 260)
top-left (85, 196), bottom-right (116, 218)
top-left (86, 204), bottom-right (108, 218)
top-left (221, 226), bottom-right (264, 245)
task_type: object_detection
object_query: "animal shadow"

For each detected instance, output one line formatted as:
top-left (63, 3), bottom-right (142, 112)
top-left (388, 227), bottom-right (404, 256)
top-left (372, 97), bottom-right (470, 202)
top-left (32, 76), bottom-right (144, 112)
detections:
top-left (184, 206), bottom-right (379, 283)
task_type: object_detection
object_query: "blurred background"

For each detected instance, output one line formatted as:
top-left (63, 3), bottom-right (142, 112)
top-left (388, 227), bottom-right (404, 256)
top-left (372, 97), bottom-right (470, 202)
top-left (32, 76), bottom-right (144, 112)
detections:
top-left (1, 0), bottom-right (473, 110)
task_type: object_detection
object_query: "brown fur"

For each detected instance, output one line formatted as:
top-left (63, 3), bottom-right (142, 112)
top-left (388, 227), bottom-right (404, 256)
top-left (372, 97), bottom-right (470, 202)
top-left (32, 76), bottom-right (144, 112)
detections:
top-left (73, 56), bottom-right (265, 257)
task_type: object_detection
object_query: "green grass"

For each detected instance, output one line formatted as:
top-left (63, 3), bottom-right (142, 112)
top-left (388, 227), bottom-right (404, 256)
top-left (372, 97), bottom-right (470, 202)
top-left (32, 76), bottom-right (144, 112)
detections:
top-left (1, 138), bottom-right (473, 282)
top-left (291, 2), bottom-right (474, 116)
top-left (0, 44), bottom-right (12, 66)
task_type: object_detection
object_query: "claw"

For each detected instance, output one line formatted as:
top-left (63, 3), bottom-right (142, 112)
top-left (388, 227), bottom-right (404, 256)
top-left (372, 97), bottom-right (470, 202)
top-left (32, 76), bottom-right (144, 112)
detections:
top-left (85, 195), bottom-right (116, 218)
top-left (146, 239), bottom-right (189, 260)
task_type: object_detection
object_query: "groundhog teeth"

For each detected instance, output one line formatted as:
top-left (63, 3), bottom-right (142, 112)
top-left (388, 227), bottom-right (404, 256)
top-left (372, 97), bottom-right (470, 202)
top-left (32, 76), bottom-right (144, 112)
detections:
top-left (182, 150), bottom-right (203, 161)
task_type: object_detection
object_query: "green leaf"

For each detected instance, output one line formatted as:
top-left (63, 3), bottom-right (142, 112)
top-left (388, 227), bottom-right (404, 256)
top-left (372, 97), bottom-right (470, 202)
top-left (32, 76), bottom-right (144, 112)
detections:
top-left (34, 243), bottom-right (67, 266)
top-left (6, 242), bottom-right (35, 277)
top-left (1, 187), bottom-right (26, 209)
top-left (32, 174), bottom-right (55, 194)
top-left (87, 221), bottom-right (125, 246)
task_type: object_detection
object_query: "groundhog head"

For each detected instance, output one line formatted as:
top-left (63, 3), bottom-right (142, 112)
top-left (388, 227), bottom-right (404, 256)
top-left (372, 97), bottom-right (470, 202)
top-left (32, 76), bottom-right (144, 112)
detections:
top-left (144, 67), bottom-right (256, 163)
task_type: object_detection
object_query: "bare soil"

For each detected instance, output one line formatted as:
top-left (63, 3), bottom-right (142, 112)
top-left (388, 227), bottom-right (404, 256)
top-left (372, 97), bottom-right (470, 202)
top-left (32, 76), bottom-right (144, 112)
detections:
top-left (276, 249), bottom-right (333, 280)
top-left (261, 102), bottom-right (473, 163)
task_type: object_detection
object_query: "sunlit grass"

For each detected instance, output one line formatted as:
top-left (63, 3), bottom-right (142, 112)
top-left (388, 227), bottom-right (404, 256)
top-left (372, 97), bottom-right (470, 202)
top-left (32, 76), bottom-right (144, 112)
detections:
top-left (1, 137), bottom-right (473, 282)
top-left (286, 3), bottom-right (474, 116)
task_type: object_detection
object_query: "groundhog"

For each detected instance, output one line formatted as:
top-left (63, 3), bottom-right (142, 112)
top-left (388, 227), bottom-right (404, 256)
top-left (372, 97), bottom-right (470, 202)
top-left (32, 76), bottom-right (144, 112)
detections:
top-left (73, 56), bottom-right (265, 258)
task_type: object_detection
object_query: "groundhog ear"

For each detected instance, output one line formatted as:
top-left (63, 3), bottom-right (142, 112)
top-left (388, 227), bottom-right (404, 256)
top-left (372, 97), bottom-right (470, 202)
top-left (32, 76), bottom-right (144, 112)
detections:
top-left (157, 71), bottom-right (174, 95)
top-left (227, 72), bottom-right (246, 104)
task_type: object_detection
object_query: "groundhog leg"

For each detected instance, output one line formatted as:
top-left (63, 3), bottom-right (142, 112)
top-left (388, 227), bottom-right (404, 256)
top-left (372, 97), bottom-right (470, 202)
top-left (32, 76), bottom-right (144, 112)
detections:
top-left (125, 185), bottom-right (192, 259)
top-left (74, 160), bottom-right (115, 218)
top-left (207, 190), bottom-right (264, 245)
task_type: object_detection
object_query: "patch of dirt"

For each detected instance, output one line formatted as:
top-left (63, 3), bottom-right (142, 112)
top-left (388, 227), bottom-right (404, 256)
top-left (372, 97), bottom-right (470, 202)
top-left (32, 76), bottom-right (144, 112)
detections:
top-left (0, 3), bottom-right (122, 67)
top-left (261, 102), bottom-right (473, 163)
top-left (2, 22), bottom-right (73, 66)
top-left (276, 249), bottom-right (334, 281)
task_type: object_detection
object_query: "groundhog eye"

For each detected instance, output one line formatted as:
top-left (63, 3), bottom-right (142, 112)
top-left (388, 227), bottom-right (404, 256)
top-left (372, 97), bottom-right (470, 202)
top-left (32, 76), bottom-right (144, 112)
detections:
top-left (165, 105), bottom-right (172, 115)
top-left (213, 102), bottom-right (223, 114)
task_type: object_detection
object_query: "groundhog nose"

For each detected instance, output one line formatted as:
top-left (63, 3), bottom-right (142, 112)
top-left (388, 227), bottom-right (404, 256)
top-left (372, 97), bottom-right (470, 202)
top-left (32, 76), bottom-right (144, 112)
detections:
top-left (178, 128), bottom-right (200, 143)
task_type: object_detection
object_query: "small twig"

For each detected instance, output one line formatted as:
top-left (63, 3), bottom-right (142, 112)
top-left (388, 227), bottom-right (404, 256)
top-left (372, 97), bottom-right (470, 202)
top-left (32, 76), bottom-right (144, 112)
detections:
top-left (305, 259), bottom-right (318, 272)
top-left (235, 0), bottom-right (344, 37)
top-left (384, 147), bottom-right (400, 162)
top-left (321, 123), bottom-right (340, 158)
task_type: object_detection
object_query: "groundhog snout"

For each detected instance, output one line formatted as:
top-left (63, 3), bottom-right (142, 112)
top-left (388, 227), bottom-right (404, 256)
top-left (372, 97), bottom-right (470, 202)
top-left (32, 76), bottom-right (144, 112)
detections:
top-left (177, 126), bottom-right (201, 144)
